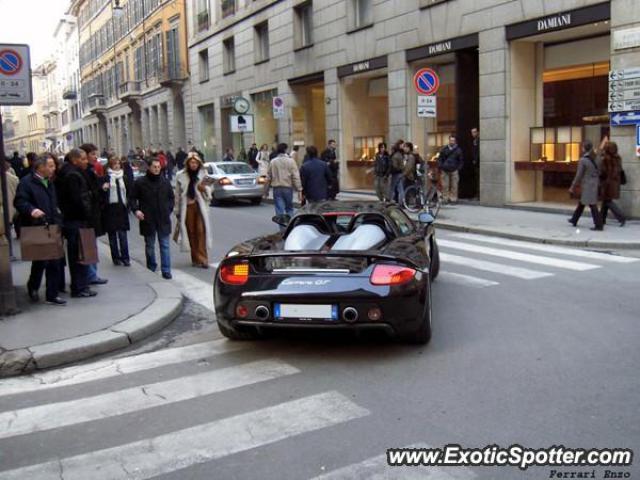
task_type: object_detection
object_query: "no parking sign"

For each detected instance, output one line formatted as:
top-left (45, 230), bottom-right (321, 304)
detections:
top-left (413, 68), bottom-right (440, 96)
top-left (0, 44), bottom-right (32, 106)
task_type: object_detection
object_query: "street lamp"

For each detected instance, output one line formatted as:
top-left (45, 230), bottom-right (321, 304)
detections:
top-left (112, 0), bottom-right (124, 18)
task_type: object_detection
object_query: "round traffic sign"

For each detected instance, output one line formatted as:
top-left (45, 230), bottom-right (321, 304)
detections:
top-left (0, 49), bottom-right (23, 76)
top-left (413, 68), bottom-right (440, 96)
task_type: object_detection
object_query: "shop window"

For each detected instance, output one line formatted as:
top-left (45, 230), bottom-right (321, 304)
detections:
top-left (223, 37), bottom-right (235, 74)
top-left (198, 104), bottom-right (216, 161)
top-left (353, 136), bottom-right (384, 162)
top-left (350, 0), bottom-right (372, 30)
top-left (199, 49), bottom-right (209, 82)
top-left (254, 22), bottom-right (270, 64)
top-left (294, 1), bottom-right (313, 49)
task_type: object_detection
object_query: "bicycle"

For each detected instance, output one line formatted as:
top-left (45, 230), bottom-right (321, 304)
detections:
top-left (402, 166), bottom-right (441, 217)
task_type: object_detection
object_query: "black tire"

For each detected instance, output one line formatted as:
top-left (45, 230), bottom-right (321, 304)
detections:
top-left (400, 282), bottom-right (432, 345)
top-left (402, 185), bottom-right (423, 213)
top-left (250, 197), bottom-right (262, 205)
top-left (430, 238), bottom-right (440, 281)
top-left (217, 319), bottom-right (260, 340)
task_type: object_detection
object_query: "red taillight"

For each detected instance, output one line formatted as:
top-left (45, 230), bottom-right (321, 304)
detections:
top-left (235, 304), bottom-right (249, 318)
top-left (370, 265), bottom-right (416, 286)
top-left (220, 262), bottom-right (249, 285)
top-left (219, 177), bottom-right (233, 186)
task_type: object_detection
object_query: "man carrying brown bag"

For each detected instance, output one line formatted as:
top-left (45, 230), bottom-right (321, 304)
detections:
top-left (14, 157), bottom-right (66, 305)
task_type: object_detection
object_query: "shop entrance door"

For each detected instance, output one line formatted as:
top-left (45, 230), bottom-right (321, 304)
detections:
top-left (455, 49), bottom-right (480, 199)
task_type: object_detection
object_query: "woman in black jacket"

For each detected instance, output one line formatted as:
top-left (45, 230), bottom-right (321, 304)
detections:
top-left (102, 156), bottom-right (132, 266)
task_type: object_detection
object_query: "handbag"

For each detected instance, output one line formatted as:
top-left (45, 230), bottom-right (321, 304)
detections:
top-left (78, 227), bottom-right (99, 265)
top-left (620, 169), bottom-right (627, 185)
top-left (20, 223), bottom-right (64, 261)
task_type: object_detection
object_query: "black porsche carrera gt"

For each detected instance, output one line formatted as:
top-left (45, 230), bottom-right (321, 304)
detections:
top-left (213, 201), bottom-right (440, 344)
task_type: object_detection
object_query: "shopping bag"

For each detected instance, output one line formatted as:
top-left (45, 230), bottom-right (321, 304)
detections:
top-left (20, 224), bottom-right (64, 261)
top-left (78, 227), bottom-right (99, 265)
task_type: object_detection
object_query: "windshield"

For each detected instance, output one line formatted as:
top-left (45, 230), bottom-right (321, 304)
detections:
top-left (216, 163), bottom-right (254, 174)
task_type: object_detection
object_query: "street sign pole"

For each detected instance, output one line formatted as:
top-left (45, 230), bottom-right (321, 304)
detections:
top-left (0, 110), bottom-right (17, 315)
top-left (0, 43), bottom-right (31, 316)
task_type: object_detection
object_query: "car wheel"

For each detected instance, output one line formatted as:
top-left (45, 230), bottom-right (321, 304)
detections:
top-left (250, 197), bottom-right (262, 206)
top-left (400, 282), bottom-right (432, 345)
top-left (216, 319), bottom-right (261, 340)
top-left (430, 238), bottom-right (440, 281)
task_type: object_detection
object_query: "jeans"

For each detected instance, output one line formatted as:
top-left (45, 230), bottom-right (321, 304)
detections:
top-left (63, 224), bottom-right (89, 295)
top-left (87, 263), bottom-right (99, 282)
top-left (273, 187), bottom-right (294, 217)
top-left (388, 173), bottom-right (404, 203)
top-left (28, 260), bottom-right (61, 301)
top-left (374, 176), bottom-right (388, 201)
top-left (108, 230), bottom-right (130, 262)
top-left (144, 232), bottom-right (171, 274)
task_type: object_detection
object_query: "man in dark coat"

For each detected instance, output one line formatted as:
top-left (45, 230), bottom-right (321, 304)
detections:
top-left (300, 146), bottom-right (333, 204)
top-left (10, 151), bottom-right (26, 178)
top-left (14, 157), bottom-right (66, 305)
top-left (131, 158), bottom-right (175, 279)
top-left (55, 148), bottom-right (97, 298)
top-left (175, 147), bottom-right (188, 171)
top-left (321, 139), bottom-right (340, 200)
top-left (438, 135), bottom-right (464, 204)
top-left (248, 143), bottom-right (259, 170)
top-left (80, 143), bottom-right (108, 285)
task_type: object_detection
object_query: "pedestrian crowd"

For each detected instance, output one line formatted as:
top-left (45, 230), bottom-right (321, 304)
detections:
top-left (6, 144), bottom-right (210, 307)
top-left (568, 138), bottom-right (627, 230)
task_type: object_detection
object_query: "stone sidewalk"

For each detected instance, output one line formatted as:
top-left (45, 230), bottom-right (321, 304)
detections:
top-left (0, 243), bottom-right (184, 377)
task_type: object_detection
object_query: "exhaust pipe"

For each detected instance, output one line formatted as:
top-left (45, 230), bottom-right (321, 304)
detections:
top-left (255, 305), bottom-right (270, 320)
top-left (343, 307), bottom-right (359, 323)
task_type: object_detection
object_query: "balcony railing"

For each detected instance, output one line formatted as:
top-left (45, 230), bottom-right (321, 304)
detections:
top-left (160, 64), bottom-right (188, 86)
top-left (197, 11), bottom-right (209, 32)
top-left (118, 81), bottom-right (142, 99)
top-left (87, 95), bottom-right (106, 113)
top-left (62, 85), bottom-right (78, 100)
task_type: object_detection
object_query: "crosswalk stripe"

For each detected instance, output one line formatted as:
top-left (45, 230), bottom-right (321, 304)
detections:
top-left (172, 268), bottom-right (215, 310)
top-left (438, 271), bottom-right (499, 288)
top-left (311, 444), bottom-right (476, 479)
top-left (0, 359), bottom-right (299, 440)
top-left (441, 253), bottom-right (552, 280)
top-left (438, 239), bottom-right (599, 271)
top-left (0, 339), bottom-right (247, 398)
top-left (0, 391), bottom-right (369, 480)
top-left (451, 233), bottom-right (639, 264)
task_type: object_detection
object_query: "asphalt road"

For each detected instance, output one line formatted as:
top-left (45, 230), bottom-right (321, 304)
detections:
top-left (0, 201), bottom-right (638, 480)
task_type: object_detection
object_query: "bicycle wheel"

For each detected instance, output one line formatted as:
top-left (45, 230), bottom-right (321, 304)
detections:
top-left (425, 187), bottom-right (441, 217)
top-left (403, 185), bottom-right (424, 213)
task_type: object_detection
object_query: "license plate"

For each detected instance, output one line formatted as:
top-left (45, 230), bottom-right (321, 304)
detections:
top-left (236, 179), bottom-right (254, 186)
top-left (274, 304), bottom-right (338, 321)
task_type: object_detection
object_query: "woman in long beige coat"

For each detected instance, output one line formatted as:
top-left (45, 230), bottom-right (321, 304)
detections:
top-left (568, 140), bottom-right (603, 231)
top-left (175, 153), bottom-right (212, 268)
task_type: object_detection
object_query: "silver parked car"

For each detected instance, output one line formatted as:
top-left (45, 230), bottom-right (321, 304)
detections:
top-left (205, 161), bottom-right (266, 205)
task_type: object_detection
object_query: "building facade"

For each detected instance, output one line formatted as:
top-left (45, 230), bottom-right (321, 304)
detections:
top-left (70, 0), bottom-right (191, 156)
top-left (56, 14), bottom-right (85, 151)
top-left (187, 0), bottom-right (640, 216)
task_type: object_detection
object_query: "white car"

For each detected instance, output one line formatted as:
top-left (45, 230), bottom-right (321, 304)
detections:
top-left (204, 161), bottom-right (266, 205)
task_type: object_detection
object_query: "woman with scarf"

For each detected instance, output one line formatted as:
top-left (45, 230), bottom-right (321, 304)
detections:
top-left (102, 156), bottom-right (132, 266)
top-left (175, 152), bottom-right (212, 268)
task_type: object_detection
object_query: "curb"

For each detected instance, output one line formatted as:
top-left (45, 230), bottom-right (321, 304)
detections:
top-left (435, 221), bottom-right (640, 250)
top-left (0, 283), bottom-right (184, 377)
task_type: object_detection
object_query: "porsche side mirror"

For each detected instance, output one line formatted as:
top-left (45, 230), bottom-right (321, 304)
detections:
top-left (272, 214), bottom-right (291, 227)
top-left (418, 212), bottom-right (435, 225)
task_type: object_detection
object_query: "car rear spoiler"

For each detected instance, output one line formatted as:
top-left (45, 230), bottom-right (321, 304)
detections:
top-left (223, 251), bottom-right (424, 270)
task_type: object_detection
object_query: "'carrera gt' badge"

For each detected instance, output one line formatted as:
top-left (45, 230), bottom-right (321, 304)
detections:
top-left (281, 279), bottom-right (332, 287)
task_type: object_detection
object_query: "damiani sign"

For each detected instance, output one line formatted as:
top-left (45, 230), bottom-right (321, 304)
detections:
top-left (537, 14), bottom-right (572, 32)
